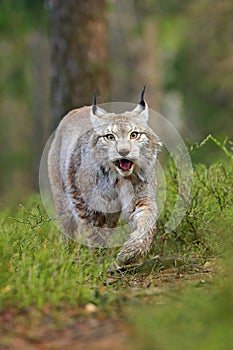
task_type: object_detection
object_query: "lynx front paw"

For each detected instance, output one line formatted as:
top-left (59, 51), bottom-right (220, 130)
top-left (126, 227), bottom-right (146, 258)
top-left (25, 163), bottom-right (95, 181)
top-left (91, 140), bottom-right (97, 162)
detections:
top-left (116, 251), bottom-right (138, 266)
top-left (116, 238), bottom-right (145, 266)
top-left (116, 228), bottom-right (155, 266)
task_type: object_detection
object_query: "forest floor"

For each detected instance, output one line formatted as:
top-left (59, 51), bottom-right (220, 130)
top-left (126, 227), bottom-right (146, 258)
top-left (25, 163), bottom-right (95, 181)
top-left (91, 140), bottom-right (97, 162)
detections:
top-left (0, 257), bottom-right (220, 350)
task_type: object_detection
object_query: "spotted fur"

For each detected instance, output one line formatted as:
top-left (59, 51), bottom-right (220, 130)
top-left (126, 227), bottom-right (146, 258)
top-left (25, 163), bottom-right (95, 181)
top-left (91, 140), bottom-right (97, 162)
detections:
top-left (48, 101), bottom-right (161, 265)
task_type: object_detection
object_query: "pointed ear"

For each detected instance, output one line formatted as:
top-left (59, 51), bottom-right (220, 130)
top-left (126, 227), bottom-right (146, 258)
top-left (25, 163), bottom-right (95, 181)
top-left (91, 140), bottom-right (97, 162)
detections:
top-left (90, 93), bottom-right (107, 127)
top-left (132, 85), bottom-right (149, 123)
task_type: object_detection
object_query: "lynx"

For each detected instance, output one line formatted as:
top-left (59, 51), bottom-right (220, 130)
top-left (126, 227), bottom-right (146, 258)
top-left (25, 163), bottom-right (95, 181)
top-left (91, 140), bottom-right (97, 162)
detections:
top-left (48, 88), bottom-right (162, 265)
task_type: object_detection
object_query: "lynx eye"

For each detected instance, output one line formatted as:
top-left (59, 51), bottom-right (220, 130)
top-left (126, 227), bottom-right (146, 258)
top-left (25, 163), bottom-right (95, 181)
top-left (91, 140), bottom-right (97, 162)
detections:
top-left (130, 131), bottom-right (140, 139)
top-left (104, 133), bottom-right (115, 141)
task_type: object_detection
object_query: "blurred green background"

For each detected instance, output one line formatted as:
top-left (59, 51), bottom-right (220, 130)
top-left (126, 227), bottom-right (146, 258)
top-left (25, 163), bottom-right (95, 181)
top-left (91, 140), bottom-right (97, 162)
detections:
top-left (0, 0), bottom-right (232, 204)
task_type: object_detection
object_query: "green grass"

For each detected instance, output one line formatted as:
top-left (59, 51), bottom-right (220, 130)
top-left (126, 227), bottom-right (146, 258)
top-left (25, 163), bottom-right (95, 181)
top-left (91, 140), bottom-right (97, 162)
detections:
top-left (0, 136), bottom-right (233, 349)
top-left (156, 137), bottom-right (233, 257)
top-left (129, 274), bottom-right (233, 350)
top-left (0, 205), bottom-right (119, 309)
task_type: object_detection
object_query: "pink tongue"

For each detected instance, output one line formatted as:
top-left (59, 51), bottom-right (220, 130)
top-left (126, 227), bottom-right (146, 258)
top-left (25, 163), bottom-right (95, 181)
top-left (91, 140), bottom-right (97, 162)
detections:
top-left (119, 160), bottom-right (131, 171)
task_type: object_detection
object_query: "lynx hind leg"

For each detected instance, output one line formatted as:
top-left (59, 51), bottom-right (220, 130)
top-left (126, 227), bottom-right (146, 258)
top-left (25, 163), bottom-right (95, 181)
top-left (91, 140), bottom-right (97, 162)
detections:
top-left (79, 211), bottom-right (121, 247)
top-left (58, 210), bottom-right (77, 240)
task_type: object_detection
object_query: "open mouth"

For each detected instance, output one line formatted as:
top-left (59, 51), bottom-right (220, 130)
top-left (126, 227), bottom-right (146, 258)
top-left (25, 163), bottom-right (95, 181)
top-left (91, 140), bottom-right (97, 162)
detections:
top-left (114, 159), bottom-right (133, 172)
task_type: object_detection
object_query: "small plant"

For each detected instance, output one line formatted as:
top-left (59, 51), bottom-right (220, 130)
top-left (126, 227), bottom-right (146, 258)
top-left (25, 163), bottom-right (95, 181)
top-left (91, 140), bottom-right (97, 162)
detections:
top-left (156, 135), bottom-right (233, 256)
top-left (190, 134), bottom-right (233, 161)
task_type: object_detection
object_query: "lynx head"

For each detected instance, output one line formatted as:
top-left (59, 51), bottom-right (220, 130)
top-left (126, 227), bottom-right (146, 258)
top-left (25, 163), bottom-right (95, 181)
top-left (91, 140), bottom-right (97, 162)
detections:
top-left (89, 87), bottom-right (162, 178)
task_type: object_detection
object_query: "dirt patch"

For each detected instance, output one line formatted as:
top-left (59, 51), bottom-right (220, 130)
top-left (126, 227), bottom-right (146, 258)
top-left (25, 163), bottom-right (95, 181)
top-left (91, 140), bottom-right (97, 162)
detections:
top-left (0, 307), bottom-right (130, 350)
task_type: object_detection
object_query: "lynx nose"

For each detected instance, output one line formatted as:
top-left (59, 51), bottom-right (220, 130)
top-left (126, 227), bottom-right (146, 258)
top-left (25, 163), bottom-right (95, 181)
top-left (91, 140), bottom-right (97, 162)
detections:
top-left (118, 149), bottom-right (130, 157)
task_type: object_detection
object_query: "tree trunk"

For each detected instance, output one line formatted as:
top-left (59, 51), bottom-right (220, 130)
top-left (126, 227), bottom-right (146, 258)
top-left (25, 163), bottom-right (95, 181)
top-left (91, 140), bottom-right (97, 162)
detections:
top-left (108, 0), bottom-right (162, 111)
top-left (49, 0), bottom-right (109, 131)
top-left (29, 33), bottom-right (50, 190)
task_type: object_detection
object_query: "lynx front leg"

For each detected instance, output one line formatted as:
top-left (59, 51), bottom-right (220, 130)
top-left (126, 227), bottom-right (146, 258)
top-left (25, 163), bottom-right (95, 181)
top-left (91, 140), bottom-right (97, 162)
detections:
top-left (116, 202), bottom-right (157, 266)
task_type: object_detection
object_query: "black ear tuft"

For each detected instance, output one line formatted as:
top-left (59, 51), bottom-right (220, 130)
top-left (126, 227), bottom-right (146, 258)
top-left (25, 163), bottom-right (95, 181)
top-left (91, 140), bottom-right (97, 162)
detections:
top-left (139, 85), bottom-right (146, 107)
top-left (93, 92), bottom-right (97, 113)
